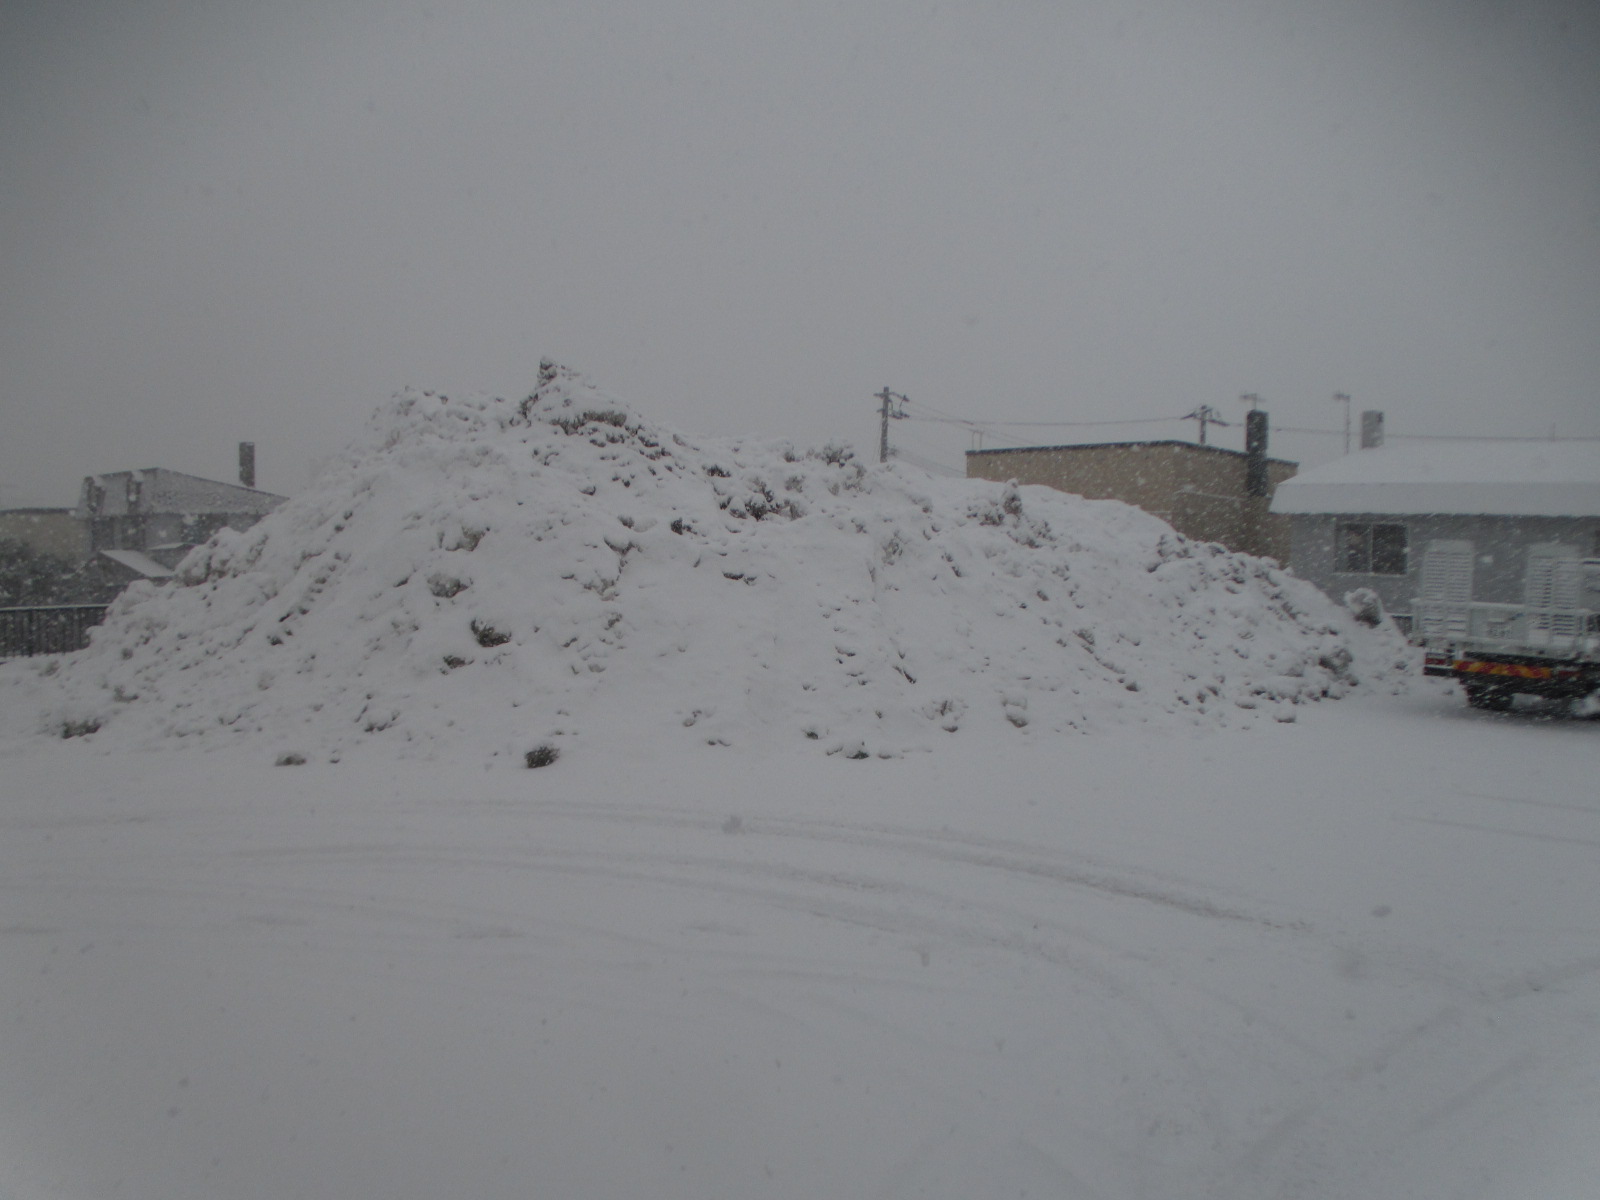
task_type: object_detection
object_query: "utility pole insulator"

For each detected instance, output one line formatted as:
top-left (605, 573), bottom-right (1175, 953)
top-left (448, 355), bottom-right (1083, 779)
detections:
top-left (1184, 404), bottom-right (1230, 446)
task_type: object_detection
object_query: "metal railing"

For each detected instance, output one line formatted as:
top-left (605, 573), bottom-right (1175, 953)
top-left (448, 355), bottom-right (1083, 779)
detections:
top-left (0, 604), bottom-right (110, 658)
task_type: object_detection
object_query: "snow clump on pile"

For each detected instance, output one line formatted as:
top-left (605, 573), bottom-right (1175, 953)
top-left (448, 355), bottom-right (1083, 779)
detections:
top-left (4, 366), bottom-right (1370, 764)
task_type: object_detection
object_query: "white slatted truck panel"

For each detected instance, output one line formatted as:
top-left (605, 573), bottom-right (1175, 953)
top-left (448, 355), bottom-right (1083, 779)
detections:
top-left (1415, 539), bottom-right (1474, 641)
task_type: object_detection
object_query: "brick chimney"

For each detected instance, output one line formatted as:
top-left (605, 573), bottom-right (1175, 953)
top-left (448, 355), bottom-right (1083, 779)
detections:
top-left (239, 442), bottom-right (256, 489)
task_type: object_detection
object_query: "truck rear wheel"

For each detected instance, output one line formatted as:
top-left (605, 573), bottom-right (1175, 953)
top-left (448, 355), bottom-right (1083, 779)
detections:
top-left (1464, 684), bottom-right (1513, 711)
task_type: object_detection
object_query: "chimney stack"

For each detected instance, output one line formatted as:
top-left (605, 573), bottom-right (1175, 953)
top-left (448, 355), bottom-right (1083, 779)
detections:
top-left (1244, 409), bottom-right (1269, 498)
top-left (1359, 411), bottom-right (1384, 449)
top-left (239, 441), bottom-right (256, 489)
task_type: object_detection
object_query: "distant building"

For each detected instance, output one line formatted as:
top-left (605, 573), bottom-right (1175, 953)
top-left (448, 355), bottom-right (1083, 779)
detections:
top-left (965, 436), bottom-right (1297, 561)
top-left (1270, 440), bottom-right (1600, 629)
top-left (77, 467), bottom-right (287, 584)
top-left (1, 453), bottom-right (288, 653)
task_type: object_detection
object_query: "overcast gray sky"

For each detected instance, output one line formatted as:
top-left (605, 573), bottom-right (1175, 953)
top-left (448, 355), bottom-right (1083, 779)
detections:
top-left (3, 0), bottom-right (1597, 505)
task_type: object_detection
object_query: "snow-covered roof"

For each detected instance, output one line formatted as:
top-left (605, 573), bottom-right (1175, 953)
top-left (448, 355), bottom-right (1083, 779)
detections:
top-left (97, 549), bottom-right (175, 579)
top-left (1271, 441), bottom-right (1600, 517)
top-left (77, 469), bottom-right (286, 519)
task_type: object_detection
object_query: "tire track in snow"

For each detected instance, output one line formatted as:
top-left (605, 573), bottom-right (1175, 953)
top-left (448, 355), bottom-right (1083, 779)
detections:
top-left (465, 798), bottom-right (1298, 929)
top-left (207, 804), bottom-right (1301, 1162)
top-left (1396, 814), bottom-right (1600, 851)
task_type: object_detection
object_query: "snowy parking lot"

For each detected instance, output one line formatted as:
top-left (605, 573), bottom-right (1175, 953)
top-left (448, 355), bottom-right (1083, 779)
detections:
top-left (3, 683), bottom-right (1596, 1200)
top-left (3, 379), bottom-right (1596, 1197)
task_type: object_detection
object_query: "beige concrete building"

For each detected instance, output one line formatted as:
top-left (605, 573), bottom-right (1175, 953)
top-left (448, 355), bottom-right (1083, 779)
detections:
top-left (966, 440), bottom-right (1297, 562)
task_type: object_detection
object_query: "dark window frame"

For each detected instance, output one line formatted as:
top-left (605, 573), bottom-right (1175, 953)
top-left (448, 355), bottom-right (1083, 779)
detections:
top-left (1337, 521), bottom-right (1408, 576)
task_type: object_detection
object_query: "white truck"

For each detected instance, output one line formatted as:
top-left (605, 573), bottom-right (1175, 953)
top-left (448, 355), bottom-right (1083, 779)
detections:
top-left (1412, 540), bottom-right (1600, 711)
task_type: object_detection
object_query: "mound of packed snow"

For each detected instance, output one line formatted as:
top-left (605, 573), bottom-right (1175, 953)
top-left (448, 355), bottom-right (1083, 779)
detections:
top-left (2, 366), bottom-right (1392, 764)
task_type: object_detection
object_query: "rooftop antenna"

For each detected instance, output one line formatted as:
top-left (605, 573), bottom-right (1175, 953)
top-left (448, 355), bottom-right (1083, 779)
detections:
top-left (1333, 392), bottom-right (1352, 454)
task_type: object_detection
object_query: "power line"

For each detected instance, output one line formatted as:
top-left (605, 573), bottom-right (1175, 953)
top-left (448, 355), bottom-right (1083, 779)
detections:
top-left (1386, 431), bottom-right (1600, 442)
top-left (880, 389), bottom-right (1600, 466)
top-left (887, 396), bottom-right (972, 424)
top-left (903, 412), bottom-right (1185, 429)
top-left (889, 447), bottom-right (963, 476)
top-left (914, 410), bottom-right (1600, 443)
top-left (1276, 425), bottom-right (1600, 442)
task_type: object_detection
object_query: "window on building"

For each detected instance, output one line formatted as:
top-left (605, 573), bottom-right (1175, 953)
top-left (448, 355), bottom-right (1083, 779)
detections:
top-left (1338, 522), bottom-right (1408, 575)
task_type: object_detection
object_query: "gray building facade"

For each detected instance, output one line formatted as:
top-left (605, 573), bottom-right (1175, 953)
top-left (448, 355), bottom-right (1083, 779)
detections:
top-left (1272, 442), bottom-right (1600, 628)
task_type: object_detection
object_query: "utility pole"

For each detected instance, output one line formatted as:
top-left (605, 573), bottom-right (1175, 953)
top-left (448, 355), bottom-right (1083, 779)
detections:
top-left (1334, 393), bottom-right (1352, 454)
top-left (1184, 404), bottom-right (1229, 446)
top-left (876, 387), bottom-right (908, 463)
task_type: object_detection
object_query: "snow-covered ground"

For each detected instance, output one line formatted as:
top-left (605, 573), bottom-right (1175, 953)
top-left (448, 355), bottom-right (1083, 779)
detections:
top-left (2, 685), bottom-right (1597, 1200)
top-left (2, 372), bottom-right (1596, 1198)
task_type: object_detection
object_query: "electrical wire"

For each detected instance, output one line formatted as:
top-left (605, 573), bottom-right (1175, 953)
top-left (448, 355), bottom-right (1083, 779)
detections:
top-left (903, 412), bottom-right (1187, 429)
top-left (1277, 425), bottom-right (1600, 442)
top-left (907, 410), bottom-right (1600, 443)
top-left (889, 447), bottom-right (963, 476)
top-left (883, 393), bottom-right (1600, 468)
top-left (1386, 432), bottom-right (1600, 442)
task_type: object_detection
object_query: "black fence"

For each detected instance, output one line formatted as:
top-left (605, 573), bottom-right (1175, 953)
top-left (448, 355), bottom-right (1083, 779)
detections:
top-left (0, 605), bottom-right (110, 658)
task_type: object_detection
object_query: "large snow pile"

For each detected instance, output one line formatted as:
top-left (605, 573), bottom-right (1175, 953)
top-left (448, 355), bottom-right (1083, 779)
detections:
top-left (3, 367), bottom-right (1384, 763)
